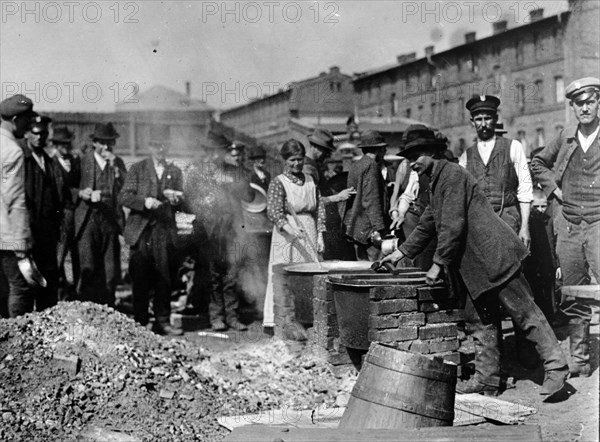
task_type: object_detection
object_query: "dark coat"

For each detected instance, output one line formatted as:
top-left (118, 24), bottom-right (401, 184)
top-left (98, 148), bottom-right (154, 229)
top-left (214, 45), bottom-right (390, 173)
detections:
top-left (21, 147), bottom-right (68, 231)
top-left (74, 151), bottom-right (126, 238)
top-left (56, 154), bottom-right (81, 206)
top-left (249, 167), bottom-right (271, 192)
top-left (399, 160), bottom-right (528, 299)
top-left (344, 155), bottom-right (386, 244)
top-left (119, 158), bottom-right (183, 247)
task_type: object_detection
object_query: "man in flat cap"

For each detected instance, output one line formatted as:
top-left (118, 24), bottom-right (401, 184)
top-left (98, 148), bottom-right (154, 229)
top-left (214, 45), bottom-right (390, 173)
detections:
top-left (51, 127), bottom-right (81, 299)
top-left (75, 122), bottom-right (126, 306)
top-left (344, 129), bottom-right (388, 261)
top-left (381, 126), bottom-right (569, 399)
top-left (531, 76), bottom-right (600, 378)
top-left (460, 95), bottom-right (533, 247)
top-left (120, 125), bottom-right (183, 336)
top-left (20, 114), bottom-right (70, 311)
top-left (0, 95), bottom-right (35, 317)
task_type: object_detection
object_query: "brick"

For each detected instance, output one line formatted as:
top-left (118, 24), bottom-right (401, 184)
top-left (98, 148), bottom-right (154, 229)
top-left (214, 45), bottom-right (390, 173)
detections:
top-left (369, 326), bottom-right (418, 342)
top-left (419, 299), bottom-right (461, 312)
top-left (409, 339), bottom-right (430, 354)
top-left (417, 286), bottom-right (452, 301)
top-left (312, 335), bottom-right (335, 350)
top-left (313, 313), bottom-right (338, 327)
top-left (419, 323), bottom-right (458, 340)
top-left (368, 313), bottom-right (425, 329)
top-left (313, 322), bottom-right (338, 339)
top-left (369, 285), bottom-right (418, 300)
top-left (370, 299), bottom-right (418, 315)
top-left (313, 298), bottom-right (335, 313)
top-left (52, 353), bottom-right (80, 376)
top-left (429, 338), bottom-right (459, 353)
top-left (436, 351), bottom-right (461, 365)
top-left (328, 350), bottom-right (353, 366)
top-left (426, 309), bottom-right (465, 324)
top-left (394, 341), bottom-right (412, 351)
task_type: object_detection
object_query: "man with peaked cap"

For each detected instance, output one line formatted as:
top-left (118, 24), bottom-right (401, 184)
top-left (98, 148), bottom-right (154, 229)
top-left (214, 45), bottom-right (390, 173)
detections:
top-left (20, 114), bottom-right (71, 311)
top-left (75, 122), bottom-right (126, 306)
top-left (380, 127), bottom-right (569, 400)
top-left (531, 76), bottom-right (600, 378)
top-left (460, 95), bottom-right (533, 247)
top-left (120, 125), bottom-right (183, 336)
top-left (344, 129), bottom-right (388, 261)
top-left (248, 145), bottom-right (271, 192)
top-left (0, 94), bottom-right (35, 317)
top-left (51, 127), bottom-right (81, 299)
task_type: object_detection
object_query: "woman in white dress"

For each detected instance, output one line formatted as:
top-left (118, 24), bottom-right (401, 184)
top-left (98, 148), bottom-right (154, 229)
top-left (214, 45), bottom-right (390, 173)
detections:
top-left (262, 139), bottom-right (325, 330)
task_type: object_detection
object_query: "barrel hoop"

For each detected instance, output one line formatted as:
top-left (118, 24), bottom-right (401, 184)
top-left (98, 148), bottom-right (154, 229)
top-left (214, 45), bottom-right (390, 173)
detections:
top-left (367, 352), bottom-right (457, 381)
top-left (352, 381), bottom-right (455, 422)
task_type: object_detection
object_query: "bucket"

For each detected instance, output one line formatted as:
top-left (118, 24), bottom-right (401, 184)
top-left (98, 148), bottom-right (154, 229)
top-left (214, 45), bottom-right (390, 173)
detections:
top-left (339, 343), bottom-right (456, 429)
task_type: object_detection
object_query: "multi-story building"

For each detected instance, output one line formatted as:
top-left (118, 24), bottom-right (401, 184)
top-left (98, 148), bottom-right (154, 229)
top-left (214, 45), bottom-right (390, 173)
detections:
top-left (219, 66), bottom-right (355, 147)
top-left (353, 0), bottom-right (600, 156)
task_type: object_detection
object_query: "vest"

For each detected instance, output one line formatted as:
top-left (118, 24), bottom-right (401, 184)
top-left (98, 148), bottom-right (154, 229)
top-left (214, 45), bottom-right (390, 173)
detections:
top-left (408, 173), bottom-right (430, 217)
top-left (562, 137), bottom-right (600, 224)
top-left (466, 137), bottom-right (518, 210)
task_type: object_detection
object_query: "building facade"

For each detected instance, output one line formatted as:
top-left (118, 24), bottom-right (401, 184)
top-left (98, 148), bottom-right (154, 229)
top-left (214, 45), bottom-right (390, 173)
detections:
top-left (219, 66), bottom-right (355, 147)
top-left (353, 0), bottom-right (600, 156)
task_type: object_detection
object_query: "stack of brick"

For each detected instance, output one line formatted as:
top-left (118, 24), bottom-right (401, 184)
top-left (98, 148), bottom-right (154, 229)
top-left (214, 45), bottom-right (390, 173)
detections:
top-left (368, 284), bottom-right (472, 374)
top-left (272, 263), bottom-right (306, 340)
top-left (310, 275), bottom-right (351, 366)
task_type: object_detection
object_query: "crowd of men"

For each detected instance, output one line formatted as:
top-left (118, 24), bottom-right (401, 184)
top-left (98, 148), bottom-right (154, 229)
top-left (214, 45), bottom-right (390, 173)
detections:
top-left (0, 75), bottom-right (598, 398)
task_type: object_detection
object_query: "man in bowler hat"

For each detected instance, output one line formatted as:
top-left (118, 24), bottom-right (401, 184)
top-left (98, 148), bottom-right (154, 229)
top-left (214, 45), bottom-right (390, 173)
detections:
top-left (381, 126), bottom-right (569, 399)
top-left (20, 114), bottom-right (70, 311)
top-left (248, 145), bottom-right (271, 192)
top-left (120, 125), bottom-right (183, 336)
top-left (75, 122), bottom-right (126, 306)
top-left (531, 77), bottom-right (600, 377)
top-left (0, 94), bottom-right (35, 317)
top-left (51, 127), bottom-right (81, 299)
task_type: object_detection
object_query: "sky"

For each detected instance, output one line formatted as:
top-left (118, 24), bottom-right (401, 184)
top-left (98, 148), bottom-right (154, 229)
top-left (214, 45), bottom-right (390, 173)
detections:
top-left (0, 0), bottom-right (569, 112)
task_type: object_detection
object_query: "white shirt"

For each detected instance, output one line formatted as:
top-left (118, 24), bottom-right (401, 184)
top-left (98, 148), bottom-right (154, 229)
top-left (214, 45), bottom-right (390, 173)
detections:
top-left (459, 137), bottom-right (533, 203)
top-left (94, 151), bottom-right (107, 171)
top-left (399, 171), bottom-right (419, 206)
top-left (153, 158), bottom-right (165, 180)
top-left (57, 155), bottom-right (71, 173)
top-left (578, 125), bottom-right (600, 153)
top-left (31, 151), bottom-right (46, 173)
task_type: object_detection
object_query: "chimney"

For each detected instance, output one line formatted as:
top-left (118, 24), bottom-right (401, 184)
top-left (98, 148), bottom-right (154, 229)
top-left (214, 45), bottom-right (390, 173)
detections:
top-left (465, 32), bottom-right (476, 43)
top-left (493, 20), bottom-right (508, 34)
top-left (529, 8), bottom-right (544, 21)
top-left (396, 52), bottom-right (417, 65)
top-left (319, 71), bottom-right (327, 77)
top-left (185, 81), bottom-right (191, 97)
top-left (425, 45), bottom-right (435, 58)
top-left (329, 66), bottom-right (340, 75)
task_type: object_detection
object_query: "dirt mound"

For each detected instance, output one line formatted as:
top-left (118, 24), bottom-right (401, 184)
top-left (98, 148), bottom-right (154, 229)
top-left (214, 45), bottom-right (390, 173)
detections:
top-left (0, 302), bottom-right (224, 441)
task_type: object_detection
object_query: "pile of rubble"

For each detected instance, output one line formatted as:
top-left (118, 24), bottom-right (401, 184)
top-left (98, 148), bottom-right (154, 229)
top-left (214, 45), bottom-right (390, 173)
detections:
top-left (0, 302), bottom-right (355, 441)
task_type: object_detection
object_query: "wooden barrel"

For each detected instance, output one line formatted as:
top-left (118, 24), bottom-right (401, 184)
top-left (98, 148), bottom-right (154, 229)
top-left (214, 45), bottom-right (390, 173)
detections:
top-left (339, 343), bottom-right (457, 430)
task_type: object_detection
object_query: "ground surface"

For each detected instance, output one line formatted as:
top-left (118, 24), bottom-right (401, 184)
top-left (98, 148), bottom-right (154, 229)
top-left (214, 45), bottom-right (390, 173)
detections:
top-left (0, 302), bottom-right (598, 441)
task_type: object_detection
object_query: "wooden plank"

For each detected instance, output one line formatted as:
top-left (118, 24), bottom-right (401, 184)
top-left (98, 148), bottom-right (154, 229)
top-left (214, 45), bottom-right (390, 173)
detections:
top-left (455, 393), bottom-right (537, 425)
top-left (562, 285), bottom-right (600, 301)
top-left (218, 408), bottom-right (346, 431)
top-left (223, 424), bottom-right (543, 441)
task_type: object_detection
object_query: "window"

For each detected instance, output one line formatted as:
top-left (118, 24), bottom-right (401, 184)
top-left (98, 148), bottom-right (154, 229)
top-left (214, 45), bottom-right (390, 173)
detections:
top-left (430, 102), bottom-right (437, 125)
top-left (443, 100), bottom-right (450, 125)
top-left (533, 34), bottom-right (540, 60)
top-left (418, 104), bottom-right (424, 121)
top-left (459, 97), bottom-right (465, 122)
top-left (329, 81), bottom-right (335, 92)
top-left (516, 41), bottom-right (524, 65)
top-left (405, 108), bottom-right (412, 119)
top-left (337, 82), bottom-right (342, 92)
top-left (516, 84), bottom-right (525, 112)
top-left (535, 80), bottom-right (544, 104)
top-left (390, 93), bottom-right (398, 116)
top-left (555, 76), bottom-right (564, 103)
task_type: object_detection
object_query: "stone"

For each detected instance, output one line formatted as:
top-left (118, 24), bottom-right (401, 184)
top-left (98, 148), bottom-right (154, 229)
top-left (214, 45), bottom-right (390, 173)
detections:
top-left (419, 323), bottom-right (458, 340)
top-left (370, 299), bottom-right (418, 315)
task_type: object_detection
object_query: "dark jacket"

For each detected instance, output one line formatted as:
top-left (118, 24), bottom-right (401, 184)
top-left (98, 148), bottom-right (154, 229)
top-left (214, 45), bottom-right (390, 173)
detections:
top-left (74, 151), bottom-right (127, 238)
top-left (344, 155), bottom-right (386, 244)
top-left (119, 158), bottom-right (183, 247)
top-left (399, 160), bottom-right (528, 299)
top-left (531, 125), bottom-right (591, 198)
top-left (21, 147), bottom-right (69, 232)
top-left (56, 153), bottom-right (82, 206)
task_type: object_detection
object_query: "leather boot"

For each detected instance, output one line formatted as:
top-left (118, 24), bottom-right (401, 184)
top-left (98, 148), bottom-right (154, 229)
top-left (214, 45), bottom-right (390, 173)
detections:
top-left (569, 322), bottom-right (591, 377)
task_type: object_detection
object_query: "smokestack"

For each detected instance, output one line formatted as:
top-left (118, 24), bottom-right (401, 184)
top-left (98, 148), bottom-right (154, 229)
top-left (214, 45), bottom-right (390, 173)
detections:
top-left (529, 8), bottom-right (544, 21)
top-left (396, 52), bottom-right (416, 65)
top-left (465, 32), bottom-right (476, 43)
top-left (185, 81), bottom-right (191, 97)
top-left (493, 20), bottom-right (508, 34)
top-left (329, 66), bottom-right (340, 75)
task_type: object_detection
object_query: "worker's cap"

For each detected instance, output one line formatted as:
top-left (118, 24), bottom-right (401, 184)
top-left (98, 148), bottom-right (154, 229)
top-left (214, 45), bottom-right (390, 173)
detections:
top-left (466, 94), bottom-right (501, 115)
top-left (0, 94), bottom-right (34, 118)
top-left (565, 77), bottom-right (600, 102)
